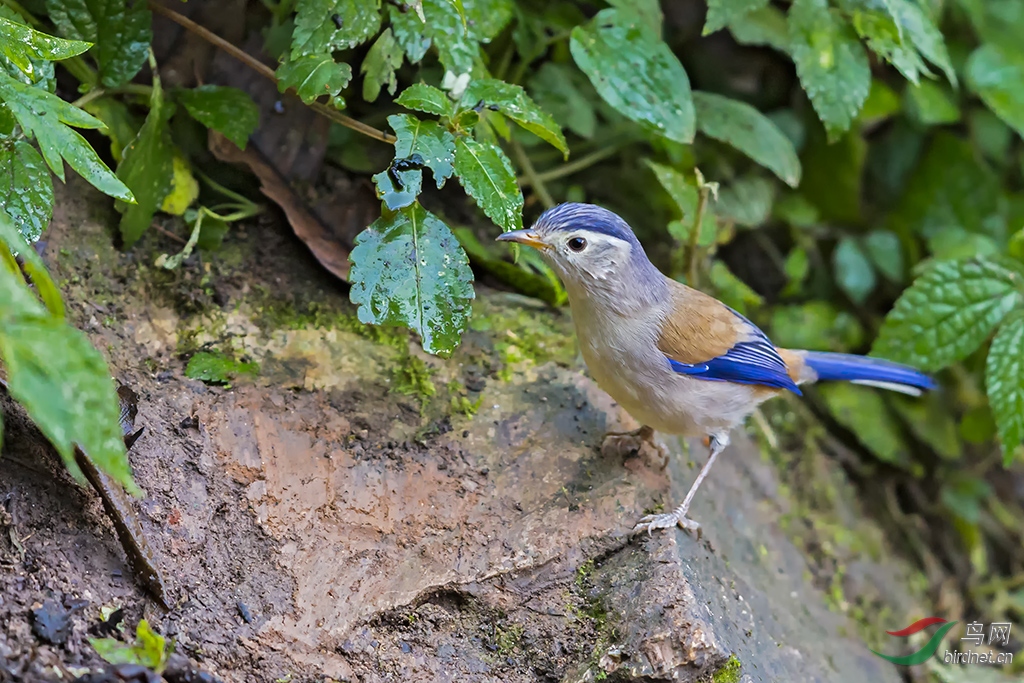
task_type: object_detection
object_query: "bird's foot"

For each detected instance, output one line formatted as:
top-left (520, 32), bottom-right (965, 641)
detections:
top-left (632, 507), bottom-right (701, 537)
top-left (600, 425), bottom-right (669, 471)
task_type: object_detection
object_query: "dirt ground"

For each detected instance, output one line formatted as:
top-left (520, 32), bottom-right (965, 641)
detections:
top-left (0, 177), bottom-right (929, 683)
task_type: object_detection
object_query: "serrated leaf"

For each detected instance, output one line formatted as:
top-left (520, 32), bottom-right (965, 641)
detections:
top-left (888, 0), bottom-right (956, 86)
top-left (872, 257), bottom-right (1024, 370)
top-left (0, 140), bottom-right (54, 243)
top-left (527, 62), bottom-right (597, 139)
top-left (349, 202), bottom-right (475, 356)
top-left (864, 230), bottom-right (903, 282)
top-left (0, 71), bottom-right (133, 202)
top-left (0, 15), bottom-right (91, 78)
top-left (693, 91), bottom-right (801, 187)
top-left (788, 0), bottom-right (871, 138)
top-left (728, 5), bottom-right (790, 53)
top-left (570, 8), bottom-right (695, 144)
top-left (833, 236), bottom-right (876, 304)
top-left (422, 0), bottom-right (514, 74)
top-left (388, 113), bottom-right (455, 187)
top-left (45, 0), bottom-right (151, 88)
top-left (849, 8), bottom-right (930, 84)
top-left (396, 83), bottom-right (454, 117)
top-left (705, 0), bottom-right (769, 36)
top-left (986, 311), bottom-right (1024, 463)
top-left (177, 85), bottom-right (259, 150)
top-left (966, 43), bottom-right (1024, 139)
top-left (715, 176), bottom-right (775, 227)
top-left (459, 78), bottom-right (567, 156)
top-left (388, 4), bottom-right (431, 63)
top-left (372, 165), bottom-right (422, 210)
top-left (0, 217), bottom-right (133, 491)
top-left (453, 136), bottom-right (522, 232)
top-left (116, 80), bottom-right (173, 246)
top-left (645, 160), bottom-right (717, 243)
top-left (361, 28), bottom-right (404, 103)
top-left (291, 0), bottom-right (382, 57)
top-left (276, 54), bottom-right (352, 107)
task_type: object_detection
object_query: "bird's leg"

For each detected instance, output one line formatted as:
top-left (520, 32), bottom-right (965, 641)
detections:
top-left (632, 432), bottom-right (729, 536)
top-left (601, 425), bottom-right (668, 470)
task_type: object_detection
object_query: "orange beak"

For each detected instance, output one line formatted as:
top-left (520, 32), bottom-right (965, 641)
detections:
top-left (495, 230), bottom-right (550, 251)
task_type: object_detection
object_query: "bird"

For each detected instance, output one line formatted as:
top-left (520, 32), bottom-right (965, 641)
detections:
top-left (496, 203), bottom-right (936, 535)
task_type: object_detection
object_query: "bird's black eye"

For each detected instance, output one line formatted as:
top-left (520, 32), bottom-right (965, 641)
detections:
top-left (567, 237), bottom-right (587, 252)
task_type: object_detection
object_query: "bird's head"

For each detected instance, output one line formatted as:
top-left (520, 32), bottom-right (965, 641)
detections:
top-left (495, 203), bottom-right (661, 304)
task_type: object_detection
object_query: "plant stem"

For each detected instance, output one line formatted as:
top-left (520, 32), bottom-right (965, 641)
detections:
top-left (523, 144), bottom-right (623, 185)
top-left (688, 182), bottom-right (711, 288)
top-left (148, 1), bottom-right (395, 144)
top-left (511, 139), bottom-right (554, 210)
top-left (71, 83), bottom-right (153, 109)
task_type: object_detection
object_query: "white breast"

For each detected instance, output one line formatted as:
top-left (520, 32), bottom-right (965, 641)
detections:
top-left (570, 298), bottom-right (765, 438)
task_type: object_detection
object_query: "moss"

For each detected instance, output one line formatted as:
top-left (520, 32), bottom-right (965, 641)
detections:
top-left (494, 624), bottom-right (524, 655)
top-left (469, 301), bottom-right (576, 379)
top-left (712, 655), bottom-right (742, 683)
top-left (185, 350), bottom-right (259, 384)
top-left (393, 354), bottom-right (436, 402)
top-left (447, 380), bottom-right (483, 417)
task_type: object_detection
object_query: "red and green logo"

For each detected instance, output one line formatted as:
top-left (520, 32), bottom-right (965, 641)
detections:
top-left (871, 617), bottom-right (959, 665)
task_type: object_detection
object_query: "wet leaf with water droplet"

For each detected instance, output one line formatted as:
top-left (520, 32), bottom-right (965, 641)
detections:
top-left (571, 8), bottom-right (695, 143)
top-left (454, 136), bottom-right (522, 232)
top-left (0, 139), bottom-right (54, 243)
top-left (276, 54), bottom-right (352, 107)
top-left (350, 202), bottom-right (475, 356)
top-left (388, 114), bottom-right (455, 187)
top-left (45, 0), bottom-right (151, 88)
top-left (704, 0), bottom-right (769, 36)
top-left (459, 78), bottom-right (567, 156)
top-left (372, 166), bottom-right (423, 210)
top-left (361, 28), bottom-right (404, 103)
top-left (291, 0), bottom-right (382, 57)
top-left (396, 83), bottom-right (455, 118)
top-left (0, 71), bottom-right (132, 202)
top-left (789, 0), bottom-right (871, 138)
top-left (0, 13), bottom-right (91, 78)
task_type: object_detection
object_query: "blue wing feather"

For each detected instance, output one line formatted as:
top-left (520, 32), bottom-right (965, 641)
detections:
top-left (666, 308), bottom-right (802, 395)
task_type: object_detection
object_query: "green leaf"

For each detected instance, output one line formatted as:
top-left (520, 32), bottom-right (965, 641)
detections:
top-left (819, 383), bottom-right (914, 469)
top-left (645, 161), bottom-right (717, 245)
top-left (570, 8), bottom-right (695, 144)
top-left (889, 132), bottom-right (1003, 245)
top-left (527, 62), bottom-right (597, 139)
top-left (608, 0), bottom-right (662, 35)
top-left (966, 43), bottom-right (1024, 139)
top-left (728, 5), bottom-right (790, 53)
top-left (459, 78), bottom-right (567, 156)
top-left (859, 78), bottom-right (901, 124)
top-left (116, 79), bottom-right (173, 247)
top-left (708, 260), bottom-right (763, 315)
top-left (396, 83), bottom-right (454, 118)
top-left (715, 176), bottom-right (775, 228)
top-left (176, 85), bottom-right (259, 150)
top-left (421, 0), bottom-right (514, 75)
top-left (291, 0), bottom-right (382, 57)
top-left (0, 139), bottom-right (54, 243)
top-left (887, 0), bottom-right (956, 86)
top-left (82, 96), bottom-right (141, 162)
top-left (185, 351), bottom-right (258, 384)
top-left (361, 28), bottom-right (404, 103)
top-left (0, 15), bottom-right (91, 76)
top-left (848, 7), bottom-right (930, 85)
top-left (388, 114), bottom-right (455, 188)
top-left (799, 125), bottom-right (866, 224)
top-left (864, 230), bottom-right (904, 283)
top-left (769, 301), bottom-right (865, 351)
top-left (833, 236), bottom-right (876, 304)
top-left (276, 54), bottom-right (353, 107)
top-left (0, 71), bottom-right (133, 202)
top-left (388, 4), bottom-right (431, 63)
top-left (692, 91), bottom-right (801, 187)
top-left (872, 256), bottom-right (1024, 370)
top-left (89, 620), bottom-right (169, 671)
top-left (453, 136), bottom-right (523, 232)
top-left (891, 392), bottom-right (962, 460)
top-left (904, 80), bottom-right (960, 125)
top-left (0, 205), bottom-right (63, 317)
top-left (986, 311), bottom-right (1024, 463)
top-left (788, 0), bottom-right (871, 138)
top-left (0, 237), bottom-right (133, 491)
top-left (349, 202), bottom-right (475, 356)
top-left (45, 0), bottom-right (151, 88)
top-left (372, 165), bottom-right (422, 210)
top-left (454, 225), bottom-right (565, 306)
top-left (705, 0), bottom-right (769, 36)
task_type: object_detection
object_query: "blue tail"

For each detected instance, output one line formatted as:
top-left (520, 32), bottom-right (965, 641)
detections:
top-left (802, 351), bottom-right (936, 396)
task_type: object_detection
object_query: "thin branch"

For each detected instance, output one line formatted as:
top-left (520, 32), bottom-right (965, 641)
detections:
top-left (687, 180), bottom-right (712, 288)
top-left (511, 139), bottom-right (554, 210)
top-left (522, 144), bottom-right (623, 186)
top-left (148, 1), bottom-right (395, 144)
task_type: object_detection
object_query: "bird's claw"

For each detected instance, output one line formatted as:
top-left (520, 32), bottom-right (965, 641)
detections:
top-left (631, 511), bottom-right (701, 537)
